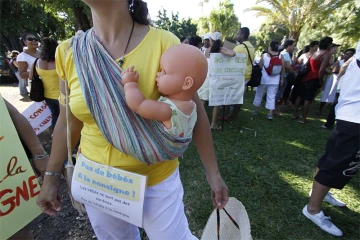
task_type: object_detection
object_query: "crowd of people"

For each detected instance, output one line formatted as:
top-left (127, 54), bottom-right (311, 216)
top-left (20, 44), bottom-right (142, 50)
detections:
top-left (2, 0), bottom-right (359, 239)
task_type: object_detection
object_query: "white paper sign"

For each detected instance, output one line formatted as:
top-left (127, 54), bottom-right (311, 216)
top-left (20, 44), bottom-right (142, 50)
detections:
top-left (72, 155), bottom-right (147, 227)
top-left (21, 101), bottom-right (51, 135)
top-left (208, 53), bottom-right (246, 106)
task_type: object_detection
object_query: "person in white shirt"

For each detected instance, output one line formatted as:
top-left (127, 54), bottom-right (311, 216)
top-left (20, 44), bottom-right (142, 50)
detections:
top-left (252, 41), bottom-right (285, 120)
top-left (302, 41), bottom-right (360, 237)
top-left (201, 33), bottom-right (211, 53)
top-left (16, 32), bottom-right (40, 96)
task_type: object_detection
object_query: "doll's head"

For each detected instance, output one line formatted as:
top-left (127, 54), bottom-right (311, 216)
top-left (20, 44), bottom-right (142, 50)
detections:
top-left (156, 44), bottom-right (208, 100)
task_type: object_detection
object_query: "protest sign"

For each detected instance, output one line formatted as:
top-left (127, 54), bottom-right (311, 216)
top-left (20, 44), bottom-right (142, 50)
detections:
top-left (22, 101), bottom-right (52, 135)
top-left (0, 95), bottom-right (42, 239)
top-left (208, 53), bottom-right (247, 106)
top-left (72, 155), bottom-right (147, 227)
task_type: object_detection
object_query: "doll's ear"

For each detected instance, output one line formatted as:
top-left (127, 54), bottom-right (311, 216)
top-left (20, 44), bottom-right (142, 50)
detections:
top-left (182, 76), bottom-right (194, 90)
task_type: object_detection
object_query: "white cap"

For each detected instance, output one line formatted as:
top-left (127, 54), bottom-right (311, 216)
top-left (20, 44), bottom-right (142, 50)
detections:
top-left (204, 33), bottom-right (211, 40)
top-left (355, 40), bottom-right (360, 61)
top-left (210, 32), bottom-right (222, 41)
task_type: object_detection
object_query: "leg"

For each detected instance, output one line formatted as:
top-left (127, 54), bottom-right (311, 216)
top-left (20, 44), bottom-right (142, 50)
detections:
top-left (265, 85), bottom-right (278, 116)
top-left (301, 100), bottom-right (311, 123)
top-left (85, 205), bottom-right (141, 240)
top-left (317, 102), bottom-right (326, 115)
top-left (45, 98), bottom-right (60, 131)
top-left (16, 72), bottom-right (28, 95)
top-left (293, 96), bottom-right (303, 118)
top-left (324, 93), bottom-right (339, 129)
top-left (143, 169), bottom-right (197, 240)
top-left (253, 84), bottom-right (266, 108)
top-left (211, 106), bottom-right (220, 128)
top-left (307, 181), bottom-right (330, 214)
top-left (275, 77), bottom-right (288, 102)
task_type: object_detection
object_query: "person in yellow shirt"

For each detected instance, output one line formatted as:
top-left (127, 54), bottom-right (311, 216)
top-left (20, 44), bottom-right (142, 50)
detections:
top-left (226, 27), bottom-right (255, 119)
top-left (36, 1), bottom-right (228, 239)
top-left (29, 38), bottom-right (60, 131)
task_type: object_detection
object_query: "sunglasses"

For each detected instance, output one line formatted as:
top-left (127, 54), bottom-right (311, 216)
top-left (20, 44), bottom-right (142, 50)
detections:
top-left (26, 37), bottom-right (39, 42)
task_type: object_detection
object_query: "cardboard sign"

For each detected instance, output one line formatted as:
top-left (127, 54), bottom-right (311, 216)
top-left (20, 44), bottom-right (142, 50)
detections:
top-left (208, 53), bottom-right (246, 106)
top-left (72, 155), bottom-right (147, 227)
top-left (0, 94), bottom-right (42, 239)
top-left (22, 101), bottom-right (52, 135)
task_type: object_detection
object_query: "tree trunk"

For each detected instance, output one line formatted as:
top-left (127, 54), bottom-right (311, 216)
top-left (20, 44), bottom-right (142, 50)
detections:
top-left (73, 6), bottom-right (91, 31)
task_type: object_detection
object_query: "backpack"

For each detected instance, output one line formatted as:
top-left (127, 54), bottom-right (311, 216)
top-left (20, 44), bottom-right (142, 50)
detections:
top-left (264, 53), bottom-right (282, 76)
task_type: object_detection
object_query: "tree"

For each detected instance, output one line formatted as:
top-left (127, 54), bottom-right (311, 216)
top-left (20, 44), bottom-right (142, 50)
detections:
top-left (0, 0), bottom-right (68, 54)
top-left (246, 0), bottom-right (348, 42)
top-left (197, 0), bottom-right (240, 41)
top-left (254, 22), bottom-right (289, 53)
top-left (298, 1), bottom-right (360, 50)
top-left (153, 8), bottom-right (197, 38)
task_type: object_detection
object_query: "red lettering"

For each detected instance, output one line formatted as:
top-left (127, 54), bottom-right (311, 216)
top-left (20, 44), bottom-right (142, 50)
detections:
top-left (0, 189), bottom-right (15, 217)
top-left (0, 176), bottom-right (39, 217)
top-left (15, 181), bottom-right (29, 206)
top-left (28, 176), bottom-right (40, 198)
top-left (0, 157), bottom-right (27, 184)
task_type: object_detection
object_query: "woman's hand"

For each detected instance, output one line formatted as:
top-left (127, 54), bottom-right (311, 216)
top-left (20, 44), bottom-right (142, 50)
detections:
top-left (206, 170), bottom-right (229, 209)
top-left (36, 176), bottom-right (62, 216)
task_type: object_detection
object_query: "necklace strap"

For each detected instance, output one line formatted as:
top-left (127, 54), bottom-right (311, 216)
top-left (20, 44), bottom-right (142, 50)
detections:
top-left (119, 19), bottom-right (135, 70)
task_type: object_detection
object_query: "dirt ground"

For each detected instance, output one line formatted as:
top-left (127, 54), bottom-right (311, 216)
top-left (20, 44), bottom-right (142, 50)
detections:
top-left (1, 79), bottom-right (95, 240)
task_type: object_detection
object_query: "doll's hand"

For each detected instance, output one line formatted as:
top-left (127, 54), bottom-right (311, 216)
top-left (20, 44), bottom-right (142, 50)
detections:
top-left (122, 66), bottom-right (139, 85)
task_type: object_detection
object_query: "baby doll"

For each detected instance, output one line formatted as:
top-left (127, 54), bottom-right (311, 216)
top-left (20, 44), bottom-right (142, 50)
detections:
top-left (122, 44), bottom-right (208, 138)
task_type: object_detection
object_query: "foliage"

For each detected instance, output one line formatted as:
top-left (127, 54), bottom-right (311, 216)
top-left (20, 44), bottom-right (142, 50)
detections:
top-left (197, 0), bottom-right (241, 41)
top-left (0, 0), bottom-right (68, 54)
top-left (153, 8), bottom-right (197, 39)
top-left (254, 22), bottom-right (290, 53)
top-left (246, 0), bottom-right (349, 42)
top-left (298, 1), bottom-right (360, 50)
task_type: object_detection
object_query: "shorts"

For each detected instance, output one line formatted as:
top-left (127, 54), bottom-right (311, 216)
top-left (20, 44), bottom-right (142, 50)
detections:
top-left (299, 78), bottom-right (319, 102)
top-left (315, 120), bottom-right (360, 189)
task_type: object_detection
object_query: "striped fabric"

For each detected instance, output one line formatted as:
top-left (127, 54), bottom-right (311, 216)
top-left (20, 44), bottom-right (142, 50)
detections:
top-left (72, 29), bottom-right (192, 164)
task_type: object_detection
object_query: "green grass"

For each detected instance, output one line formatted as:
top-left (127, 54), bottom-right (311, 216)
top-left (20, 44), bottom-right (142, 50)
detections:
top-left (179, 90), bottom-right (360, 239)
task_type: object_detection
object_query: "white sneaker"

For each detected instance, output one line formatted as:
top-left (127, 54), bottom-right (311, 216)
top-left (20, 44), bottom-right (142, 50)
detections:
top-left (324, 192), bottom-right (346, 207)
top-left (309, 190), bottom-right (346, 207)
top-left (302, 205), bottom-right (343, 236)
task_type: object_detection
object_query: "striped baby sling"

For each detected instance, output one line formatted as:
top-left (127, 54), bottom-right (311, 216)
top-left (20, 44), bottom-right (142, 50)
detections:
top-left (72, 29), bottom-right (192, 164)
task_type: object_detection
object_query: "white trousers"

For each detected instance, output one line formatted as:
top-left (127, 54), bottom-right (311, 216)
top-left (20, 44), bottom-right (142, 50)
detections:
top-left (253, 84), bottom-right (279, 110)
top-left (85, 168), bottom-right (197, 240)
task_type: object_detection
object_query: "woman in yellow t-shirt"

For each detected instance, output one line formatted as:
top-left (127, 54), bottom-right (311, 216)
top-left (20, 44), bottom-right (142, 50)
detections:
top-left (37, 1), bottom-right (228, 239)
top-left (29, 38), bottom-right (60, 131)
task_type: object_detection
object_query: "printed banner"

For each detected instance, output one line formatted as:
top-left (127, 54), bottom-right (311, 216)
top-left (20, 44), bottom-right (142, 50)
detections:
top-left (72, 155), bottom-right (147, 227)
top-left (22, 101), bottom-right (52, 135)
top-left (208, 53), bottom-right (246, 106)
top-left (0, 95), bottom-right (42, 240)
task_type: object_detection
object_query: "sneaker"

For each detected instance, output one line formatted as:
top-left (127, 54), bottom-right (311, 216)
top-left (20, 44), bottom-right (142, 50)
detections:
top-left (302, 205), bottom-right (343, 236)
top-left (324, 192), bottom-right (346, 207)
top-left (309, 190), bottom-right (346, 207)
top-left (267, 114), bottom-right (273, 120)
top-left (252, 110), bottom-right (258, 115)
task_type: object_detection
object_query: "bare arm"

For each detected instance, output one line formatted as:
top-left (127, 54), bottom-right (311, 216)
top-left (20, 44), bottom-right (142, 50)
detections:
top-left (319, 53), bottom-right (332, 81)
top-left (220, 47), bottom-right (236, 57)
top-left (280, 55), bottom-right (285, 85)
top-left (13, 59), bottom-right (19, 68)
top-left (122, 67), bottom-right (172, 121)
top-left (191, 93), bottom-right (228, 208)
top-left (332, 61), bottom-right (340, 74)
top-left (338, 57), bottom-right (353, 79)
top-left (124, 82), bottom-right (172, 121)
top-left (17, 61), bottom-right (29, 79)
top-left (284, 59), bottom-right (295, 74)
top-left (5, 99), bottom-right (48, 176)
top-left (29, 61), bottom-right (36, 80)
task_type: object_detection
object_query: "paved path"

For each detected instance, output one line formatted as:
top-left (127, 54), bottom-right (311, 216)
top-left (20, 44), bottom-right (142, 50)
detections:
top-left (0, 80), bottom-right (33, 112)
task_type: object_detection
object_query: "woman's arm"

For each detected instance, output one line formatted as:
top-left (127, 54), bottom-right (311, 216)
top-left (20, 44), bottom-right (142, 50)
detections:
top-left (13, 59), bottom-right (19, 68)
top-left (17, 61), bottom-right (29, 79)
top-left (191, 93), bottom-right (228, 208)
top-left (29, 61), bottom-right (35, 80)
top-left (37, 79), bottom-right (83, 215)
top-left (319, 53), bottom-right (332, 82)
top-left (220, 47), bottom-right (236, 57)
top-left (5, 99), bottom-right (48, 176)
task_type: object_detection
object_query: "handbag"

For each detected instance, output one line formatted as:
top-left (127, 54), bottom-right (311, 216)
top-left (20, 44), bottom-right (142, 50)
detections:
top-left (29, 58), bottom-right (45, 102)
top-left (64, 37), bottom-right (86, 215)
top-left (241, 43), bottom-right (261, 87)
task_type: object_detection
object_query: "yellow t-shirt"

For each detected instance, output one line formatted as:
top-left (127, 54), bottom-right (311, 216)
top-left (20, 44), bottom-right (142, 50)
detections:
top-left (55, 26), bottom-right (180, 187)
top-left (36, 67), bottom-right (60, 100)
top-left (234, 41), bottom-right (255, 80)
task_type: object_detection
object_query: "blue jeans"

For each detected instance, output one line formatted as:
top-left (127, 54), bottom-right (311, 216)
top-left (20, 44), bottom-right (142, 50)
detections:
top-left (44, 98), bottom-right (60, 130)
top-left (276, 77), bottom-right (288, 101)
top-left (15, 71), bottom-right (28, 95)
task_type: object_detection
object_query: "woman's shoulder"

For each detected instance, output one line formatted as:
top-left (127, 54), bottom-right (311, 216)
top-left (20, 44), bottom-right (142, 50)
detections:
top-left (150, 27), bottom-right (179, 44)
